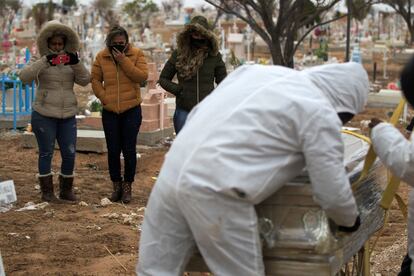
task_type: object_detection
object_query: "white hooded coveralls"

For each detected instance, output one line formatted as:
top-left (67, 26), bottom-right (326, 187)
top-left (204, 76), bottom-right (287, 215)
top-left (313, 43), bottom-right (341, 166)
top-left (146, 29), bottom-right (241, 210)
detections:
top-left (137, 63), bottom-right (369, 276)
top-left (371, 123), bottom-right (414, 273)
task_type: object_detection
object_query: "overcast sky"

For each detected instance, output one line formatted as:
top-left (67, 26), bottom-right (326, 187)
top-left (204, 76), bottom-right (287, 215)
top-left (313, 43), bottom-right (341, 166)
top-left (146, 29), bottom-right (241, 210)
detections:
top-left (22, 0), bottom-right (209, 8)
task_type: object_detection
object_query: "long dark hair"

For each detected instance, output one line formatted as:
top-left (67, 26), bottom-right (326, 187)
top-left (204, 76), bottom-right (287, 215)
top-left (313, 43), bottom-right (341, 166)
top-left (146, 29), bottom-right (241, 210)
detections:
top-left (400, 55), bottom-right (414, 107)
top-left (105, 25), bottom-right (129, 48)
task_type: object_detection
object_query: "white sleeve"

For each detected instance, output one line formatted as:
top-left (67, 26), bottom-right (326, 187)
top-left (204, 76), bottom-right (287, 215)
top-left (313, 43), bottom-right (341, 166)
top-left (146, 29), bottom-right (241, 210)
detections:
top-left (371, 122), bottom-right (414, 186)
top-left (301, 112), bottom-right (359, 227)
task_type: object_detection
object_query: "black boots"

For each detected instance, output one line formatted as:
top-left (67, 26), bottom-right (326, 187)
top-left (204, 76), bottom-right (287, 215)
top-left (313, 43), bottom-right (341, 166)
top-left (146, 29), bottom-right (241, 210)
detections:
top-left (110, 181), bottom-right (122, 202)
top-left (121, 182), bottom-right (132, 204)
top-left (110, 181), bottom-right (132, 203)
top-left (58, 175), bottom-right (77, 201)
top-left (38, 174), bottom-right (60, 202)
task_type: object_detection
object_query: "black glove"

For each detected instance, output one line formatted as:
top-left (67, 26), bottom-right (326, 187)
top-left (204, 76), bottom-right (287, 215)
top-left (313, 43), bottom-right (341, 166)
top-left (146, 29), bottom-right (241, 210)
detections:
top-left (65, 52), bottom-right (80, 65)
top-left (406, 117), bottom-right (414, 132)
top-left (46, 54), bottom-right (58, 66)
top-left (337, 216), bottom-right (361, 233)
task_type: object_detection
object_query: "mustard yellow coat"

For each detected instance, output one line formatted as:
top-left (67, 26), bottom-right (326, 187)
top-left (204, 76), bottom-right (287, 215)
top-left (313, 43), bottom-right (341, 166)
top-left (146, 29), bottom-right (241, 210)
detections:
top-left (91, 46), bottom-right (148, 113)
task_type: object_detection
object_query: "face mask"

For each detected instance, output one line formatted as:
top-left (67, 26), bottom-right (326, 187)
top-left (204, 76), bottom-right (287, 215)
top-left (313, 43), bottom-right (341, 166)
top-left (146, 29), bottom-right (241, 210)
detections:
top-left (48, 48), bottom-right (65, 55)
top-left (110, 44), bottom-right (126, 53)
top-left (192, 38), bottom-right (208, 48)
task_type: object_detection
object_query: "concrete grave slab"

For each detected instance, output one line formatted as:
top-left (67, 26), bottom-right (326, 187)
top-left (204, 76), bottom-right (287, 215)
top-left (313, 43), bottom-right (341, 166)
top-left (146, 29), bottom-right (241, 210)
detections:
top-left (138, 127), bottom-right (174, 146)
top-left (22, 129), bottom-right (107, 153)
top-left (0, 115), bottom-right (31, 129)
top-left (367, 89), bottom-right (403, 108)
top-left (22, 127), bottom-right (175, 150)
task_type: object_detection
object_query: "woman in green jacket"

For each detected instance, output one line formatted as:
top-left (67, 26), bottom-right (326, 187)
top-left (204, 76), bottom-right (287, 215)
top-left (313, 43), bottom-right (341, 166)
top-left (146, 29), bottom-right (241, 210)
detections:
top-left (158, 15), bottom-right (227, 134)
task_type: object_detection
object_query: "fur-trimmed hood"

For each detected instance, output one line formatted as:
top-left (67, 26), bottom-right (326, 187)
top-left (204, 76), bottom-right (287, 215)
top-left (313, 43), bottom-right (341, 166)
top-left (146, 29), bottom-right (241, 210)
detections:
top-left (177, 16), bottom-right (219, 56)
top-left (37, 20), bottom-right (80, 56)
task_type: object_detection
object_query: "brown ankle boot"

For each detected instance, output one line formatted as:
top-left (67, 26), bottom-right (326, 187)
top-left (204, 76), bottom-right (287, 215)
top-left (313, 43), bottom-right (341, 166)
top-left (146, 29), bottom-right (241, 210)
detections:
top-left (38, 174), bottom-right (60, 202)
top-left (59, 175), bottom-right (77, 201)
top-left (121, 181), bottom-right (132, 204)
top-left (110, 181), bottom-right (122, 202)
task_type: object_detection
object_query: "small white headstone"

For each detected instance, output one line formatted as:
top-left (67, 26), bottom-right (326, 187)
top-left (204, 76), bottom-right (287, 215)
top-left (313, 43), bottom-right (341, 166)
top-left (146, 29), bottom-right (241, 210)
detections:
top-left (0, 251), bottom-right (5, 276)
top-left (0, 180), bottom-right (17, 206)
top-left (227, 33), bottom-right (244, 44)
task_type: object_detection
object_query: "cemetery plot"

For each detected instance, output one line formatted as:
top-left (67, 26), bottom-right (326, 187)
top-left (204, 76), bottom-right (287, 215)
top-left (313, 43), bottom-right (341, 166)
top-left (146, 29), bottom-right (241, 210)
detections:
top-left (0, 106), bottom-right (411, 275)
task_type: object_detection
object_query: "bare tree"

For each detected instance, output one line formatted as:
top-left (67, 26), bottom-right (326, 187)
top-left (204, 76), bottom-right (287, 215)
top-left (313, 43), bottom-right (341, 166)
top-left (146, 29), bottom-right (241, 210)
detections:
top-left (205, 0), bottom-right (366, 67)
top-left (62, 0), bottom-right (77, 9)
top-left (28, 1), bottom-right (54, 31)
top-left (380, 0), bottom-right (414, 44)
top-left (124, 0), bottom-right (159, 30)
top-left (211, 7), bottom-right (224, 28)
top-left (93, 0), bottom-right (118, 27)
top-left (2, 0), bottom-right (21, 14)
top-left (0, 0), bottom-right (21, 31)
top-left (161, 0), bottom-right (183, 20)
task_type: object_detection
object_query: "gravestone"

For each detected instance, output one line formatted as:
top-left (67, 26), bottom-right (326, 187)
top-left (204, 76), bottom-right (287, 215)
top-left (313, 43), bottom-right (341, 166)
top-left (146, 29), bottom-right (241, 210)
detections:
top-left (0, 252), bottom-right (4, 276)
top-left (0, 180), bottom-right (17, 206)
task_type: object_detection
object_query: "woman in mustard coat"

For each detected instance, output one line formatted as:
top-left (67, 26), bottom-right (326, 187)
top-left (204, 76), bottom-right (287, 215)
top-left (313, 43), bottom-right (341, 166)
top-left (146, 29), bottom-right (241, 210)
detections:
top-left (91, 26), bottom-right (148, 204)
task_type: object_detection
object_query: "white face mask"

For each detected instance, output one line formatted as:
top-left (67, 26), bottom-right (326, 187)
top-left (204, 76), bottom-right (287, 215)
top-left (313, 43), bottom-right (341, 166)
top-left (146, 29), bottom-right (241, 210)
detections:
top-left (48, 48), bottom-right (65, 55)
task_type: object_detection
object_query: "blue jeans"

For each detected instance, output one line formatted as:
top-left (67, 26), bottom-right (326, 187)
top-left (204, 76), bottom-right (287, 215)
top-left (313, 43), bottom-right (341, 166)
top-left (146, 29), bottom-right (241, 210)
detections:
top-left (398, 254), bottom-right (412, 276)
top-left (173, 108), bottom-right (189, 134)
top-left (31, 111), bottom-right (77, 175)
top-left (102, 106), bottom-right (142, 183)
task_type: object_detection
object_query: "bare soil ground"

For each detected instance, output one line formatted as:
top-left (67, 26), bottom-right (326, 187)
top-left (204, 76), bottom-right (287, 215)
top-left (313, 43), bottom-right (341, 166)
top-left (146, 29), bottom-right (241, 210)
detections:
top-left (0, 107), bottom-right (411, 275)
top-left (0, 132), bottom-right (167, 275)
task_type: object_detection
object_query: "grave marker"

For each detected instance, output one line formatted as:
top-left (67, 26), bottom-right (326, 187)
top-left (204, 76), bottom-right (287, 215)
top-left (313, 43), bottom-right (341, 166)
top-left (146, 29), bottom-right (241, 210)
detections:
top-left (0, 180), bottom-right (17, 206)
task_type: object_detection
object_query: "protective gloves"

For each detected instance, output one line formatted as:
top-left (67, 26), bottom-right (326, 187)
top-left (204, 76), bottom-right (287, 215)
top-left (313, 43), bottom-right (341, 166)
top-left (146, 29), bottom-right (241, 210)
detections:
top-left (46, 54), bottom-right (58, 66)
top-left (46, 54), bottom-right (70, 66)
top-left (46, 53), bottom-right (79, 66)
top-left (337, 215), bottom-right (361, 233)
top-left (65, 52), bottom-right (80, 65)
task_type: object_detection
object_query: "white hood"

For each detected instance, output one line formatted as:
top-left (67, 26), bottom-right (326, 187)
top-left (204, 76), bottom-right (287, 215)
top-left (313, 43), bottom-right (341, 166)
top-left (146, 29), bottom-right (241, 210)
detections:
top-left (302, 62), bottom-right (369, 114)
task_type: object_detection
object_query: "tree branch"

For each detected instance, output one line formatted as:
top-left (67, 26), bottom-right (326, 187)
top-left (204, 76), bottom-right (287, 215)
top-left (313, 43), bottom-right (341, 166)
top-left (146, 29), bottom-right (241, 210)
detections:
top-left (293, 14), bottom-right (347, 54)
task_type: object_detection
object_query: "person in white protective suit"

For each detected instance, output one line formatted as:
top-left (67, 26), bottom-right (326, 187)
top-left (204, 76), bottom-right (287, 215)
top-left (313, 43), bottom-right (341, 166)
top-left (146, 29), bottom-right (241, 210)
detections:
top-left (137, 62), bottom-right (369, 276)
top-left (369, 56), bottom-right (414, 276)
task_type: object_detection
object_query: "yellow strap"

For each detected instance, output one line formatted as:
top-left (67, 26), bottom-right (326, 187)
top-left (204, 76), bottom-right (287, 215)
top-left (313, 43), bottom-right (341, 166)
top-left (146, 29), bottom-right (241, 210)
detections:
top-left (360, 99), bottom-right (408, 273)
top-left (377, 99), bottom-right (407, 214)
top-left (352, 146), bottom-right (377, 191)
top-left (338, 131), bottom-right (371, 191)
top-left (352, 98), bottom-right (406, 191)
top-left (341, 129), bottom-right (371, 144)
top-left (389, 98), bottom-right (406, 125)
top-left (363, 241), bottom-right (370, 276)
top-left (369, 210), bottom-right (389, 256)
top-left (340, 100), bottom-right (407, 273)
top-left (380, 174), bottom-right (401, 209)
top-left (394, 193), bottom-right (408, 219)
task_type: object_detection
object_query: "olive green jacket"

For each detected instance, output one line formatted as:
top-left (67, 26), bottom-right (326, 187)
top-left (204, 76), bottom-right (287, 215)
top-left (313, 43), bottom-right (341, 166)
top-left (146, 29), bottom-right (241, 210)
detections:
top-left (159, 50), bottom-right (227, 112)
top-left (158, 16), bottom-right (227, 112)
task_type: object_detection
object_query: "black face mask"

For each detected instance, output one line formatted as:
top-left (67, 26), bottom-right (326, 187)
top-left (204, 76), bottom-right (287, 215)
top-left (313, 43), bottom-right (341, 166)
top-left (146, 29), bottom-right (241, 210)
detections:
top-left (110, 44), bottom-right (126, 53)
top-left (192, 38), bottom-right (208, 48)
